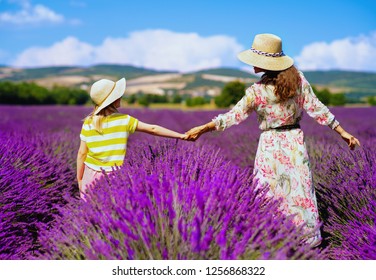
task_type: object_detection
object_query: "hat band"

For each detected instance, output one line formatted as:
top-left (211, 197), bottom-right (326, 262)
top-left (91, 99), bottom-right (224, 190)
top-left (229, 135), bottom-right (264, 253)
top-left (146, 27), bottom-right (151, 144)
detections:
top-left (96, 82), bottom-right (116, 106)
top-left (250, 47), bottom-right (284, 57)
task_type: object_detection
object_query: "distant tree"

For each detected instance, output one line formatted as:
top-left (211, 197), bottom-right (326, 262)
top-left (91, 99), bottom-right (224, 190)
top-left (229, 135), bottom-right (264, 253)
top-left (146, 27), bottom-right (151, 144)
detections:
top-left (171, 94), bottom-right (183, 104)
top-left (312, 86), bottom-right (330, 105)
top-left (330, 93), bottom-right (346, 106)
top-left (185, 96), bottom-right (208, 107)
top-left (367, 96), bottom-right (376, 106)
top-left (149, 94), bottom-right (168, 103)
top-left (52, 86), bottom-right (71, 104)
top-left (74, 89), bottom-right (90, 105)
top-left (51, 86), bottom-right (88, 105)
top-left (0, 81), bottom-right (19, 103)
top-left (137, 95), bottom-right (150, 107)
top-left (0, 81), bottom-right (89, 105)
top-left (126, 94), bottom-right (137, 104)
top-left (215, 81), bottom-right (245, 108)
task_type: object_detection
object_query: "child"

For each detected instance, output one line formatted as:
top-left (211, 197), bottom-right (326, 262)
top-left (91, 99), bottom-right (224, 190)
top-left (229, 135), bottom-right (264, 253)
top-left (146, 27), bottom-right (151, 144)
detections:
top-left (77, 78), bottom-right (187, 200)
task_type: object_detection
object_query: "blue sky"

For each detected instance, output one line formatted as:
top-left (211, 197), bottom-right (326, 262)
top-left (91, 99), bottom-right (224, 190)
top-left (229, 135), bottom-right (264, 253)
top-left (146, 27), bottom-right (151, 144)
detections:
top-left (0, 0), bottom-right (376, 72)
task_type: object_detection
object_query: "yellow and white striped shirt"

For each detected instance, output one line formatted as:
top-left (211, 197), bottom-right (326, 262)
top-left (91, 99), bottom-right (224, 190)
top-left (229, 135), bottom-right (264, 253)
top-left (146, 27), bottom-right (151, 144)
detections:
top-left (80, 113), bottom-right (138, 172)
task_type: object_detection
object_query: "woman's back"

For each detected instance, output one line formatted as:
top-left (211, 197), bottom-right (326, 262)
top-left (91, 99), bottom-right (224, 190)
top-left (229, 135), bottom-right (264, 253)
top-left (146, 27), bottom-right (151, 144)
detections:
top-left (249, 71), bottom-right (338, 130)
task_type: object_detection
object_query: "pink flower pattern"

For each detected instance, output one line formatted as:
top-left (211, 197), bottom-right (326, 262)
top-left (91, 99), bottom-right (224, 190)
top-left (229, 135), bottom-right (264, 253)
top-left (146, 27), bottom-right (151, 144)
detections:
top-left (213, 71), bottom-right (340, 244)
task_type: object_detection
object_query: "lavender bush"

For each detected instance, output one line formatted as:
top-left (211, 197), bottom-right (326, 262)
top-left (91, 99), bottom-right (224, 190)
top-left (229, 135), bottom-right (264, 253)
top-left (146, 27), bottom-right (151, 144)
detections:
top-left (0, 132), bottom-right (77, 259)
top-left (299, 107), bottom-right (376, 259)
top-left (37, 140), bottom-right (323, 260)
top-left (313, 143), bottom-right (376, 259)
top-left (0, 105), bottom-right (375, 260)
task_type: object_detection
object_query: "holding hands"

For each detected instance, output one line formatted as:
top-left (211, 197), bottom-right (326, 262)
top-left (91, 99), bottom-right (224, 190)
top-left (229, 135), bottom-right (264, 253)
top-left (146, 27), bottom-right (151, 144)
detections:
top-left (184, 125), bottom-right (207, 141)
top-left (184, 121), bottom-right (216, 141)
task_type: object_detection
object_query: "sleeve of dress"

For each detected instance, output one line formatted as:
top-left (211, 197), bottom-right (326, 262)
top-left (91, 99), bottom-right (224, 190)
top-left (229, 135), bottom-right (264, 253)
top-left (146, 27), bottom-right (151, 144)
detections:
top-left (300, 74), bottom-right (340, 129)
top-left (212, 85), bottom-right (256, 131)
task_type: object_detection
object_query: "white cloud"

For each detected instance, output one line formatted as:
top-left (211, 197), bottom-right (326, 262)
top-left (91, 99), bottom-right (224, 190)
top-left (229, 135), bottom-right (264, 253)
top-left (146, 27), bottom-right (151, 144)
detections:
top-left (295, 32), bottom-right (376, 72)
top-left (14, 37), bottom-right (95, 66)
top-left (0, 0), bottom-right (64, 25)
top-left (12, 29), bottom-right (243, 72)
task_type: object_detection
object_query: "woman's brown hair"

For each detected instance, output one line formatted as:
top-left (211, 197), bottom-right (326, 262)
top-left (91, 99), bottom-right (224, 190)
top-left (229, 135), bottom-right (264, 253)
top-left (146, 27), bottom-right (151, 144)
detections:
top-left (260, 65), bottom-right (301, 102)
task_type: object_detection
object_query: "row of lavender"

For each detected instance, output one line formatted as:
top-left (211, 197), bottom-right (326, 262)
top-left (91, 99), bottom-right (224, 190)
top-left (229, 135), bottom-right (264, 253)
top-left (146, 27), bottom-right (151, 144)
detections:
top-left (0, 105), bottom-right (375, 259)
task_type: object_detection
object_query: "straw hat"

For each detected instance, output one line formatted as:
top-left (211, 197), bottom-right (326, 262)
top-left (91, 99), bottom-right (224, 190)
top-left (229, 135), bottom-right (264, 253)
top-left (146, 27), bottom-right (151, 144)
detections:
top-left (90, 78), bottom-right (126, 115)
top-left (237, 33), bottom-right (294, 71)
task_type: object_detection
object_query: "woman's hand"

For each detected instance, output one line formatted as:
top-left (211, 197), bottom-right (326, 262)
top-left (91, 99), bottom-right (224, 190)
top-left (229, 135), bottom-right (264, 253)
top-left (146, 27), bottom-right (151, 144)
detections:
top-left (334, 124), bottom-right (360, 150)
top-left (340, 131), bottom-right (361, 150)
top-left (185, 122), bottom-right (216, 141)
top-left (185, 125), bottom-right (207, 141)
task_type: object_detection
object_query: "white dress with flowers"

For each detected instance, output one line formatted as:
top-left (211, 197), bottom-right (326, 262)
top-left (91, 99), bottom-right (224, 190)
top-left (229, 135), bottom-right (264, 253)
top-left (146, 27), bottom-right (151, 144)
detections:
top-left (213, 71), bottom-right (339, 245)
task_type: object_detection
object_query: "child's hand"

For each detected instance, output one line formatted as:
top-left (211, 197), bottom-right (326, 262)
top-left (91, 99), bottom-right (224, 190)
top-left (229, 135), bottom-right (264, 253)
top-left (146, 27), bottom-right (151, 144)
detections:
top-left (78, 180), bottom-right (83, 193)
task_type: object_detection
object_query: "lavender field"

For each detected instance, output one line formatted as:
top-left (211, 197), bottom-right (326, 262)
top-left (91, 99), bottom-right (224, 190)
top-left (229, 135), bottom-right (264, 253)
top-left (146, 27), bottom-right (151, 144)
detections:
top-left (0, 105), bottom-right (375, 260)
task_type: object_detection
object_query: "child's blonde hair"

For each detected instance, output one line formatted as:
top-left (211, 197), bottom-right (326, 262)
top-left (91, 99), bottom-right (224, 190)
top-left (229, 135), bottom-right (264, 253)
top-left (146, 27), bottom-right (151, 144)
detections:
top-left (86, 103), bottom-right (119, 134)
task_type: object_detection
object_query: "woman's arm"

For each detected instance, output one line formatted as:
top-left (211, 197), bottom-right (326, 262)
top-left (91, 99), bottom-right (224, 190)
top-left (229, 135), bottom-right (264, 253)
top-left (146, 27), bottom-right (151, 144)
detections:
top-left (333, 124), bottom-right (361, 150)
top-left (213, 86), bottom-right (256, 131)
top-left (300, 73), bottom-right (339, 129)
top-left (76, 140), bottom-right (88, 191)
top-left (136, 121), bottom-right (187, 140)
top-left (185, 87), bottom-right (256, 141)
top-left (299, 75), bottom-right (360, 150)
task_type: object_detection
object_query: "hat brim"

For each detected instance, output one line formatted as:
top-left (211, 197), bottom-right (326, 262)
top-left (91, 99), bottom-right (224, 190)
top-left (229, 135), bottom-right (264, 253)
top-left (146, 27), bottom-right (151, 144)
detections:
top-left (94, 78), bottom-right (126, 115)
top-left (237, 50), bottom-right (294, 71)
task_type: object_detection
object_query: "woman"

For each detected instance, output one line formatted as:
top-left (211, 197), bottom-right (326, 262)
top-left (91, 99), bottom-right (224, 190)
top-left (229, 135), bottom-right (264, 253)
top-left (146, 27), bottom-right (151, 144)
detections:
top-left (77, 78), bottom-right (187, 200)
top-left (185, 33), bottom-right (360, 245)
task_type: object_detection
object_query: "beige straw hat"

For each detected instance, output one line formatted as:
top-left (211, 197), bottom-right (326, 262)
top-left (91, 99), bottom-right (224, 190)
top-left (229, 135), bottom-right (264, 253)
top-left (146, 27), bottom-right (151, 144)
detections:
top-left (90, 78), bottom-right (126, 115)
top-left (237, 33), bottom-right (294, 71)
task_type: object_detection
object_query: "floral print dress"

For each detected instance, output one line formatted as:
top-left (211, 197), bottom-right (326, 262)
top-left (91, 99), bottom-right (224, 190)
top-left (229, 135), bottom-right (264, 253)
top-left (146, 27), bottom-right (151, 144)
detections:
top-left (213, 71), bottom-right (339, 245)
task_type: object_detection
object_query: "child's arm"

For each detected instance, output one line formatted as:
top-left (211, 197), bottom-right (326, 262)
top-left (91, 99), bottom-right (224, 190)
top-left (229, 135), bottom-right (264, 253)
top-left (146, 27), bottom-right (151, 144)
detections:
top-left (136, 121), bottom-right (187, 140)
top-left (76, 140), bottom-right (88, 191)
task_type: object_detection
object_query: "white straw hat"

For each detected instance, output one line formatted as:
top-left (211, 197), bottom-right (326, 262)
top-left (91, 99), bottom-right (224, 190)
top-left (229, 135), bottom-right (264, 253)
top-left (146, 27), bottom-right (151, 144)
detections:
top-left (237, 33), bottom-right (294, 71)
top-left (90, 78), bottom-right (126, 115)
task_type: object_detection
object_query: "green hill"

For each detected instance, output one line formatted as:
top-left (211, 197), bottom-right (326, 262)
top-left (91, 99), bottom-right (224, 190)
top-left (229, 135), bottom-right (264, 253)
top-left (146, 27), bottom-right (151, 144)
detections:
top-left (0, 64), bottom-right (170, 81)
top-left (182, 74), bottom-right (226, 90)
top-left (194, 67), bottom-right (256, 78)
top-left (303, 70), bottom-right (376, 89)
top-left (1, 65), bottom-right (375, 102)
top-left (66, 64), bottom-right (171, 79)
top-left (3, 66), bottom-right (77, 81)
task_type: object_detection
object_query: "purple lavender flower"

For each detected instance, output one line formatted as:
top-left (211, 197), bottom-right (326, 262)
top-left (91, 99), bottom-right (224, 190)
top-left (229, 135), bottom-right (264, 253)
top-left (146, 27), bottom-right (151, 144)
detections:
top-left (1, 105), bottom-right (374, 260)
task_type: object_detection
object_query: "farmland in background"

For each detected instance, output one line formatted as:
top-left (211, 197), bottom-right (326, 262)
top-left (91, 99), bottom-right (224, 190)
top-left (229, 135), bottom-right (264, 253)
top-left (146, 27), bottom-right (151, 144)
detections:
top-left (1, 65), bottom-right (376, 104)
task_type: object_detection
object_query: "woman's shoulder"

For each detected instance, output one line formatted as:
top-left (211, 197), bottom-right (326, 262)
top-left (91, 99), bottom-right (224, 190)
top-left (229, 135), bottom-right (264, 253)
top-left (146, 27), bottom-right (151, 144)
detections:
top-left (248, 80), bottom-right (272, 94)
top-left (297, 70), bottom-right (309, 81)
top-left (248, 81), bottom-right (262, 91)
top-left (297, 70), bottom-right (310, 87)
